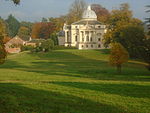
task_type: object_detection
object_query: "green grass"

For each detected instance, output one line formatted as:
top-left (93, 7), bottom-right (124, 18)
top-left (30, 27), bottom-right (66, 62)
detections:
top-left (0, 49), bottom-right (150, 113)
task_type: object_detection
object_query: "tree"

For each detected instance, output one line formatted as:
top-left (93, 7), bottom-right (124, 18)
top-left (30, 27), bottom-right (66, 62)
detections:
top-left (18, 26), bottom-right (30, 41)
top-left (104, 3), bottom-right (142, 52)
top-left (145, 5), bottom-right (150, 35)
top-left (41, 39), bottom-right (54, 52)
top-left (20, 21), bottom-right (33, 31)
top-left (31, 22), bottom-right (56, 39)
top-left (91, 4), bottom-right (110, 23)
top-left (108, 3), bottom-right (132, 27)
top-left (50, 33), bottom-right (58, 45)
top-left (107, 24), bottom-right (145, 58)
top-left (141, 38), bottom-right (150, 71)
top-left (3, 36), bottom-right (11, 44)
top-left (42, 18), bottom-right (48, 23)
top-left (67, 0), bottom-right (87, 24)
top-left (12, 0), bottom-right (20, 4)
top-left (109, 43), bottom-right (129, 74)
top-left (49, 16), bottom-right (66, 32)
top-left (6, 14), bottom-right (20, 37)
top-left (0, 20), bottom-right (7, 64)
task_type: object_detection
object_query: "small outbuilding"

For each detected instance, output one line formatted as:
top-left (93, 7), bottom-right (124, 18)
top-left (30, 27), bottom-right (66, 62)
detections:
top-left (5, 36), bottom-right (26, 53)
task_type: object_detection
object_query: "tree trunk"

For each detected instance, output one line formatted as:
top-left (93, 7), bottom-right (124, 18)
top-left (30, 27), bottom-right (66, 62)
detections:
top-left (117, 65), bottom-right (122, 74)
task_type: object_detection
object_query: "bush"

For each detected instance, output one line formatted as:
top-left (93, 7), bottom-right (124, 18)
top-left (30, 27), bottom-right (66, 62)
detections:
top-left (21, 45), bottom-right (35, 52)
top-left (41, 39), bottom-right (54, 52)
top-left (53, 45), bottom-right (77, 50)
top-left (50, 33), bottom-right (58, 45)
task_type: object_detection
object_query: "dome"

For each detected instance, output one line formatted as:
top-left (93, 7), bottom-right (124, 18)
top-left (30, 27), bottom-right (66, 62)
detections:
top-left (82, 5), bottom-right (97, 20)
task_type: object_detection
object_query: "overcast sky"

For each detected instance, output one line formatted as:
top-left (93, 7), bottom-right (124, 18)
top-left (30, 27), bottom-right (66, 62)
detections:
top-left (0, 0), bottom-right (149, 22)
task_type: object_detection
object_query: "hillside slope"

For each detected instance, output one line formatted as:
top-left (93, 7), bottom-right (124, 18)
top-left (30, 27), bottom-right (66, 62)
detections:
top-left (0, 50), bottom-right (149, 113)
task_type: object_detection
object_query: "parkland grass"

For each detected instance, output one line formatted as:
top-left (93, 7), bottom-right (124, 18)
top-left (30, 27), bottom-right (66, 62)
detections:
top-left (0, 49), bottom-right (150, 113)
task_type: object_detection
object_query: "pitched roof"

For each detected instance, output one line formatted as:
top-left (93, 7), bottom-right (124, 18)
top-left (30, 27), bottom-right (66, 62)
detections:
top-left (58, 31), bottom-right (65, 37)
top-left (27, 39), bottom-right (45, 43)
top-left (6, 36), bottom-right (25, 45)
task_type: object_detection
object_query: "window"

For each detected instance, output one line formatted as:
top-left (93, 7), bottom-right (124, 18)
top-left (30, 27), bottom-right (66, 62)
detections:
top-left (86, 36), bottom-right (89, 41)
top-left (91, 45), bottom-right (93, 48)
top-left (75, 26), bottom-right (78, 29)
top-left (98, 38), bottom-right (101, 41)
top-left (67, 31), bottom-right (69, 42)
top-left (98, 44), bottom-right (101, 48)
top-left (75, 35), bottom-right (78, 41)
top-left (82, 38), bottom-right (84, 42)
top-left (82, 45), bottom-right (84, 48)
top-left (86, 45), bottom-right (88, 48)
top-left (90, 37), bottom-right (92, 41)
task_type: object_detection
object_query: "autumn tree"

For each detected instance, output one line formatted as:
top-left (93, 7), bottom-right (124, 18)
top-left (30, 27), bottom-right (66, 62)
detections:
top-left (3, 36), bottom-right (11, 44)
top-left (0, 20), bottom-right (7, 64)
top-left (0, 0), bottom-right (19, 65)
top-left (18, 26), bottom-right (30, 41)
top-left (91, 4), bottom-right (110, 23)
top-left (4, 0), bottom-right (20, 4)
top-left (104, 3), bottom-right (143, 56)
top-left (12, 0), bottom-right (20, 4)
top-left (67, 0), bottom-right (87, 24)
top-left (6, 14), bottom-right (20, 37)
top-left (109, 43), bottom-right (129, 74)
top-left (20, 21), bottom-right (33, 31)
top-left (49, 16), bottom-right (66, 32)
top-left (31, 22), bottom-right (56, 39)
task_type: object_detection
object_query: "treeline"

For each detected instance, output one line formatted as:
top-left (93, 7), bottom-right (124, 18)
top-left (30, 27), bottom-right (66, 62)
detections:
top-left (104, 3), bottom-right (150, 71)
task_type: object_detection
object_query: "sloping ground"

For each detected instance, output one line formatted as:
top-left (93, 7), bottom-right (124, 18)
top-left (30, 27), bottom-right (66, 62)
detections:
top-left (0, 49), bottom-right (149, 113)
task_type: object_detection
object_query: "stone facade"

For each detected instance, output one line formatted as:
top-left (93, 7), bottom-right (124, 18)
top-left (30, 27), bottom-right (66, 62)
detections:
top-left (61, 5), bottom-right (107, 50)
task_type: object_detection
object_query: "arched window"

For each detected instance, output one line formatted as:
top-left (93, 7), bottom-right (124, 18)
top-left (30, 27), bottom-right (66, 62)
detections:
top-left (67, 31), bottom-right (69, 42)
top-left (98, 44), bottom-right (101, 48)
top-left (82, 45), bottom-right (84, 48)
top-left (82, 38), bottom-right (84, 42)
top-left (75, 35), bottom-right (78, 42)
top-left (86, 45), bottom-right (88, 48)
top-left (86, 36), bottom-right (89, 41)
top-left (90, 37), bottom-right (92, 41)
top-left (98, 38), bottom-right (101, 41)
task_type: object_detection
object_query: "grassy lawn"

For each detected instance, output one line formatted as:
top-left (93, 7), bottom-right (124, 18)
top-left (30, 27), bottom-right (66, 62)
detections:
top-left (0, 49), bottom-right (150, 113)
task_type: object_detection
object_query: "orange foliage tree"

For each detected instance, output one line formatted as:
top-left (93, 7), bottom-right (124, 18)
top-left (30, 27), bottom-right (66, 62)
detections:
top-left (109, 43), bottom-right (129, 74)
top-left (31, 22), bottom-right (56, 39)
top-left (91, 4), bottom-right (110, 23)
top-left (3, 36), bottom-right (11, 44)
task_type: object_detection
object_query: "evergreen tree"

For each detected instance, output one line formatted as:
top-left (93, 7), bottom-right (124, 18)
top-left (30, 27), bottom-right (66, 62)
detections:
top-left (6, 14), bottom-right (20, 37)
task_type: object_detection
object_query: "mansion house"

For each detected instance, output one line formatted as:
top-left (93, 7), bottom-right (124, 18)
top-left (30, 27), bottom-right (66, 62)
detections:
top-left (59, 5), bottom-right (107, 49)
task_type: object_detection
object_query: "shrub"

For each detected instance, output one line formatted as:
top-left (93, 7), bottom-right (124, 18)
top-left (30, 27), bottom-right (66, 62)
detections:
top-left (21, 45), bottom-right (35, 52)
top-left (41, 39), bottom-right (54, 52)
top-left (54, 45), bottom-right (77, 50)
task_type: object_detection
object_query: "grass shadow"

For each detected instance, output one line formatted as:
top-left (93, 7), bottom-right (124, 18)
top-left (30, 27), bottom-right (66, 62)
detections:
top-left (0, 83), bottom-right (128, 113)
top-left (0, 50), bottom-right (149, 82)
top-left (51, 81), bottom-right (150, 99)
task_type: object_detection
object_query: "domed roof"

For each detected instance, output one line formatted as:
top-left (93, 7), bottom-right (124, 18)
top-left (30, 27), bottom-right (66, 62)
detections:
top-left (82, 5), bottom-right (97, 20)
